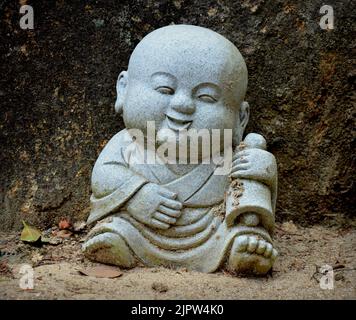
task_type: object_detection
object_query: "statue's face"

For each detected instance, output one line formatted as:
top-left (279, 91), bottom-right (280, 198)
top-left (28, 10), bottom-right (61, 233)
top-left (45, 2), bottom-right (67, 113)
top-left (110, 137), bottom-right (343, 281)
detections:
top-left (120, 26), bottom-right (248, 153)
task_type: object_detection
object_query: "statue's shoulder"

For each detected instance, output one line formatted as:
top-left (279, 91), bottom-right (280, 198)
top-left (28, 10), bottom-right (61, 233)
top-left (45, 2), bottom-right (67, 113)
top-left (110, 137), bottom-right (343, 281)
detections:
top-left (101, 129), bottom-right (132, 150)
top-left (96, 129), bottom-right (131, 162)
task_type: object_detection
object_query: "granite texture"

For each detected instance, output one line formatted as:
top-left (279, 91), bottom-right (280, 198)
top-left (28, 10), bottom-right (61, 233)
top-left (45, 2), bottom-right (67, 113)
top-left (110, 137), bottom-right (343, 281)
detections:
top-left (82, 25), bottom-right (278, 275)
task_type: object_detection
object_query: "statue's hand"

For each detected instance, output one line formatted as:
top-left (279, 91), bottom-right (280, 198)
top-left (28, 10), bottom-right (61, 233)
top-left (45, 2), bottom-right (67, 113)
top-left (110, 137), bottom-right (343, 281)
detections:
top-left (126, 183), bottom-right (183, 230)
top-left (230, 148), bottom-right (277, 187)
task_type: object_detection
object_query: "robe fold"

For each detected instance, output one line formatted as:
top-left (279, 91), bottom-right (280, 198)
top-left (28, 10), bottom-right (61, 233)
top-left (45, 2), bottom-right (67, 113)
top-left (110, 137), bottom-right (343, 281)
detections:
top-left (86, 129), bottom-right (275, 272)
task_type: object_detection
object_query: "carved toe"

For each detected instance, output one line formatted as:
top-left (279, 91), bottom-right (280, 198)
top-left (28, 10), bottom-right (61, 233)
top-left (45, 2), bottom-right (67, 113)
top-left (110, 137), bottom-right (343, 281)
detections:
top-left (255, 240), bottom-right (267, 254)
top-left (264, 243), bottom-right (273, 258)
top-left (235, 235), bottom-right (249, 252)
top-left (247, 236), bottom-right (258, 253)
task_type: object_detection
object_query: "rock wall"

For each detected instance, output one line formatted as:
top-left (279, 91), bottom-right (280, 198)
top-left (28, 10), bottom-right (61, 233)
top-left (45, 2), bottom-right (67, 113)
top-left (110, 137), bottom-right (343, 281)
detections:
top-left (0, 0), bottom-right (354, 230)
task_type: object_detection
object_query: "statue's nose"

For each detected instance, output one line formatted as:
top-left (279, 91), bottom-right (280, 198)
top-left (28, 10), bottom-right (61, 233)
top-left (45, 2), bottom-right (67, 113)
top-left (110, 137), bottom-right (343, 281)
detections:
top-left (169, 93), bottom-right (196, 115)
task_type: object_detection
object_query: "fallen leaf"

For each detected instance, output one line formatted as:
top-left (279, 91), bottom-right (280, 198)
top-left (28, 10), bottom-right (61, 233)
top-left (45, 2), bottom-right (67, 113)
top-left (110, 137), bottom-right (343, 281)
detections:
top-left (78, 265), bottom-right (123, 278)
top-left (20, 221), bottom-right (42, 243)
top-left (59, 218), bottom-right (71, 230)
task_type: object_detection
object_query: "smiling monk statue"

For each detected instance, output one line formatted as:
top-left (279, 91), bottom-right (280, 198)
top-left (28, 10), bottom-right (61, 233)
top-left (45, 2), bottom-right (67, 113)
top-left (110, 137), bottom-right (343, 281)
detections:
top-left (83, 25), bottom-right (278, 275)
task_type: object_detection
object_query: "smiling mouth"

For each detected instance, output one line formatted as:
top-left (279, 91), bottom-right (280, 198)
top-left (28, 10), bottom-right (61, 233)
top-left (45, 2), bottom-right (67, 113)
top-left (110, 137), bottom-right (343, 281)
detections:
top-left (166, 115), bottom-right (193, 131)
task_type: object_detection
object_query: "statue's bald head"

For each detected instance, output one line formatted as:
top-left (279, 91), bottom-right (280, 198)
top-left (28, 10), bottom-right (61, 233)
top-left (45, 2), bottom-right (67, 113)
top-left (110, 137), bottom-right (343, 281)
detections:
top-left (116, 25), bottom-right (250, 145)
top-left (127, 25), bottom-right (248, 104)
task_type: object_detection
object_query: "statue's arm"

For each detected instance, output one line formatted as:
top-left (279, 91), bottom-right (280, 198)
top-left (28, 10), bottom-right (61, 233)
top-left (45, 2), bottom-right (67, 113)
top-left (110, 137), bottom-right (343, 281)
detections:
top-left (91, 130), bottom-right (148, 199)
top-left (230, 148), bottom-right (278, 213)
top-left (226, 148), bottom-right (277, 230)
top-left (91, 158), bottom-right (148, 200)
top-left (86, 131), bottom-right (149, 224)
top-left (231, 148), bottom-right (277, 189)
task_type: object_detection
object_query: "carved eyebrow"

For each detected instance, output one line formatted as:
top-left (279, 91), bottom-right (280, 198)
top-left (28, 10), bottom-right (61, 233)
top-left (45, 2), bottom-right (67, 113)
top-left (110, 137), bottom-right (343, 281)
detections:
top-left (151, 72), bottom-right (177, 84)
top-left (193, 82), bottom-right (221, 96)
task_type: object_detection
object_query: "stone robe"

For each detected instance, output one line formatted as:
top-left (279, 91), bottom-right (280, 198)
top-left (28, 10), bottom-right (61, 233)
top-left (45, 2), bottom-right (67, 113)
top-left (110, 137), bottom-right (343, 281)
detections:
top-left (86, 129), bottom-right (275, 272)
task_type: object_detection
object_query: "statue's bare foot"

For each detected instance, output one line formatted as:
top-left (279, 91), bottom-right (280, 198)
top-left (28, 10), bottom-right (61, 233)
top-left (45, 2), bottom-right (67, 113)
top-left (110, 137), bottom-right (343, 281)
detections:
top-left (228, 235), bottom-right (278, 275)
top-left (82, 232), bottom-right (136, 268)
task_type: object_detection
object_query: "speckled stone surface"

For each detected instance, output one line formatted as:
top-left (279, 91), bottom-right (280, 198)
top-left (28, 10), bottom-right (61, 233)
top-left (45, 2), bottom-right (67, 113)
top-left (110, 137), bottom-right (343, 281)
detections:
top-left (83, 25), bottom-right (278, 275)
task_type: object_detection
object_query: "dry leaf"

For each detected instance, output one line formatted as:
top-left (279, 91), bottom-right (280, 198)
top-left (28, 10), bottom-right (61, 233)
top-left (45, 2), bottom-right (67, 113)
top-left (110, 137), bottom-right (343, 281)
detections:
top-left (20, 221), bottom-right (42, 243)
top-left (59, 218), bottom-right (71, 230)
top-left (79, 265), bottom-right (123, 278)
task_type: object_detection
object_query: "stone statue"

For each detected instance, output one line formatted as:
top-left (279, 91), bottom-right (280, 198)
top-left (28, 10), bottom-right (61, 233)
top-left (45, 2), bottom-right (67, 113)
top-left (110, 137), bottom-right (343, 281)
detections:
top-left (83, 25), bottom-right (278, 275)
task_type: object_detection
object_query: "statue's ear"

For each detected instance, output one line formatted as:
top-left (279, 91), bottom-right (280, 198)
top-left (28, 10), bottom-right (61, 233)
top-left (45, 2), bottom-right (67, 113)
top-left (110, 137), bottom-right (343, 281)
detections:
top-left (114, 71), bottom-right (128, 114)
top-left (233, 101), bottom-right (250, 145)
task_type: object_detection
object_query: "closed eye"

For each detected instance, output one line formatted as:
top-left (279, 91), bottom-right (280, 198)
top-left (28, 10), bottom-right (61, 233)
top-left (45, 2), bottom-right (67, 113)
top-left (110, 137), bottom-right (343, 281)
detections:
top-left (156, 86), bottom-right (175, 95)
top-left (198, 94), bottom-right (217, 103)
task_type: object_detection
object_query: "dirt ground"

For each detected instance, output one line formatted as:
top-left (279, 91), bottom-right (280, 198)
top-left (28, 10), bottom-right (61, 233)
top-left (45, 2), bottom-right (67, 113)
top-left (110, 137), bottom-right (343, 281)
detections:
top-left (0, 222), bottom-right (355, 300)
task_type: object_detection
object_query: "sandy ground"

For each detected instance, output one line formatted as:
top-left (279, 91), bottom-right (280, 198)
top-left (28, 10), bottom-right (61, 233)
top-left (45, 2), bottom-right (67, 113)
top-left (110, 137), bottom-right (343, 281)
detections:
top-left (0, 222), bottom-right (355, 300)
